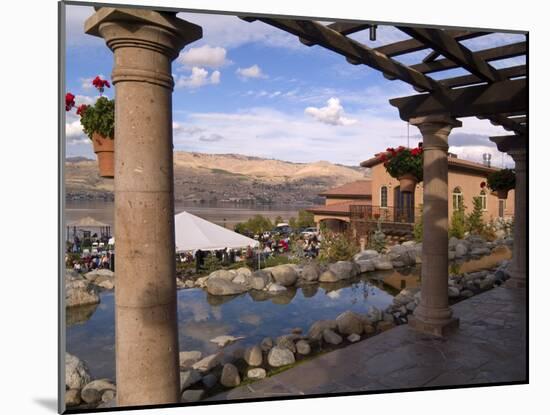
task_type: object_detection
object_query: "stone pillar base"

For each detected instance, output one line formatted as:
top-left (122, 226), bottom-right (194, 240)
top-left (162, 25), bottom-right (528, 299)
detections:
top-left (408, 316), bottom-right (459, 337)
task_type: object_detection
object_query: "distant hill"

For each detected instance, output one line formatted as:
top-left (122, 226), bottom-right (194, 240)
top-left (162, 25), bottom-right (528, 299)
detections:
top-left (65, 151), bottom-right (369, 205)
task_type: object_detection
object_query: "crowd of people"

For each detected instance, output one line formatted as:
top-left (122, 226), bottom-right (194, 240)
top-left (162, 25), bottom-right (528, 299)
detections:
top-left (66, 251), bottom-right (114, 273)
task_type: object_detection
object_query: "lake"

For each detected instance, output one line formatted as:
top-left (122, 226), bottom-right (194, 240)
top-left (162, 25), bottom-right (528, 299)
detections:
top-left (65, 200), bottom-right (303, 230)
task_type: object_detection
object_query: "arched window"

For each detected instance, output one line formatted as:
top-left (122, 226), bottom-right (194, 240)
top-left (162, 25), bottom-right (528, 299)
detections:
top-left (380, 186), bottom-right (388, 208)
top-left (452, 187), bottom-right (463, 211)
top-left (480, 190), bottom-right (487, 211)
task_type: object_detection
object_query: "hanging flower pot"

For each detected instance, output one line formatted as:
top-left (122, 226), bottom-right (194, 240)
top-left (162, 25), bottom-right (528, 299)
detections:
top-left (66, 76), bottom-right (115, 178)
top-left (377, 146), bottom-right (423, 193)
top-left (398, 173), bottom-right (417, 193)
top-left (92, 133), bottom-right (114, 178)
top-left (487, 168), bottom-right (515, 200)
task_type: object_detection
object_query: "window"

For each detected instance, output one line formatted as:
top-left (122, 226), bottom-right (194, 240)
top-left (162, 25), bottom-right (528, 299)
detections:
top-left (480, 190), bottom-right (487, 211)
top-left (452, 187), bottom-right (463, 211)
top-left (380, 186), bottom-right (388, 208)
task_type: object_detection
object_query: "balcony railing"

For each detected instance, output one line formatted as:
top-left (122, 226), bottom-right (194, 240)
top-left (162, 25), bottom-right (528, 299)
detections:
top-left (350, 204), bottom-right (418, 224)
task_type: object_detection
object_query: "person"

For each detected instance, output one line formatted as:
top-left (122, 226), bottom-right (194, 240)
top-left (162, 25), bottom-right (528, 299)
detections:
top-left (262, 244), bottom-right (272, 260)
top-left (195, 249), bottom-right (203, 273)
top-left (73, 261), bottom-right (81, 273)
top-left (102, 254), bottom-right (109, 269)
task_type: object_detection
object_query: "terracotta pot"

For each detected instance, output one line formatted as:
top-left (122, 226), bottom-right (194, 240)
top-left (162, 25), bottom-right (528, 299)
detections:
top-left (92, 133), bottom-right (114, 178)
top-left (398, 174), bottom-right (417, 193)
top-left (497, 189), bottom-right (509, 199)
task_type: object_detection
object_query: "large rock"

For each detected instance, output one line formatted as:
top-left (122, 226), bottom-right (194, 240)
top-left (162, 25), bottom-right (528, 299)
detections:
top-left (448, 286), bottom-right (460, 298)
top-left (301, 263), bottom-right (320, 282)
top-left (471, 246), bottom-right (491, 256)
top-left (220, 363), bottom-right (241, 387)
top-left (235, 267), bottom-right (252, 277)
top-left (181, 389), bottom-right (205, 402)
top-left (372, 257), bottom-right (394, 271)
top-left (448, 237), bottom-right (460, 251)
top-left (267, 265), bottom-right (298, 286)
top-left (247, 368), bottom-right (267, 380)
top-left (210, 335), bottom-right (245, 348)
top-left (353, 250), bottom-right (380, 262)
top-left (322, 329), bottom-right (343, 345)
top-left (455, 242), bottom-right (469, 257)
top-left (65, 389), bottom-right (81, 407)
top-left (192, 353), bottom-right (221, 373)
top-left (296, 340), bottom-right (311, 355)
top-left (206, 278), bottom-right (248, 296)
top-left (66, 278), bottom-right (100, 308)
top-left (327, 261), bottom-right (358, 280)
top-left (260, 337), bottom-right (274, 351)
top-left (366, 305), bottom-right (383, 323)
top-left (276, 335), bottom-right (297, 353)
top-left (180, 369), bottom-right (202, 390)
top-left (250, 270), bottom-right (271, 290)
top-left (335, 311), bottom-right (364, 335)
top-left (307, 319), bottom-right (337, 340)
top-left (355, 259), bottom-right (375, 273)
top-left (83, 269), bottom-right (114, 282)
top-left (318, 270), bottom-right (339, 282)
top-left (388, 245), bottom-right (416, 267)
top-left (244, 345), bottom-right (263, 367)
top-left (267, 346), bottom-right (295, 367)
top-left (267, 282), bottom-right (287, 293)
top-left (65, 353), bottom-right (91, 390)
top-left (179, 351), bottom-right (202, 370)
top-left (201, 373), bottom-right (218, 389)
top-left (232, 273), bottom-right (250, 286)
top-left (81, 379), bottom-right (116, 404)
top-left (208, 270), bottom-right (237, 281)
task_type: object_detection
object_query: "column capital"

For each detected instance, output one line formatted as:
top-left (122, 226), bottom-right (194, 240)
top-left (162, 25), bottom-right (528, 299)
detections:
top-left (85, 7), bottom-right (202, 59)
top-left (490, 134), bottom-right (527, 159)
top-left (410, 115), bottom-right (462, 151)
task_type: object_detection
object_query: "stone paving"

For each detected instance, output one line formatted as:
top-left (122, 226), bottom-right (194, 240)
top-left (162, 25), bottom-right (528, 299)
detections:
top-left (208, 287), bottom-right (526, 401)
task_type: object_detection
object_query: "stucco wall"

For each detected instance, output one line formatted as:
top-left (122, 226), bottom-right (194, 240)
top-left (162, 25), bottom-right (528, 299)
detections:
top-left (369, 163), bottom-right (515, 223)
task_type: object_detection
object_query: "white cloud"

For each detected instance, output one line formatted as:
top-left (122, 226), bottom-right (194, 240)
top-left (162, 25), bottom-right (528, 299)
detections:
top-left (236, 64), bottom-right (267, 79)
top-left (305, 97), bottom-right (357, 126)
top-left (175, 67), bottom-right (221, 89)
top-left (177, 45), bottom-right (230, 68)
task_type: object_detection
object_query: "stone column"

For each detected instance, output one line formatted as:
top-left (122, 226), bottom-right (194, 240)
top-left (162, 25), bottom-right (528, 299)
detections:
top-left (490, 135), bottom-right (527, 288)
top-left (85, 8), bottom-right (202, 406)
top-left (408, 115), bottom-right (462, 336)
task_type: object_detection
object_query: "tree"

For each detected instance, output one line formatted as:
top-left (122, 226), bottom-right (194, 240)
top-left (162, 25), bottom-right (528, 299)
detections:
top-left (467, 197), bottom-right (485, 235)
top-left (449, 199), bottom-right (466, 239)
top-left (234, 215), bottom-right (273, 234)
top-left (319, 231), bottom-right (359, 262)
top-left (413, 204), bottom-right (423, 242)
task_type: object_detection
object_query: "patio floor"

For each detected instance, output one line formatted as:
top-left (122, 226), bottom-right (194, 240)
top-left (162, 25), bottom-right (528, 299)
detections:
top-left (208, 286), bottom-right (527, 401)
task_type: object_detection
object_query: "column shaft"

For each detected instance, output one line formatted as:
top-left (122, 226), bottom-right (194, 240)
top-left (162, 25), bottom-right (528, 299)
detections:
top-left (507, 151), bottom-right (527, 288)
top-left (85, 8), bottom-right (202, 406)
top-left (408, 115), bottom-right (461, 336)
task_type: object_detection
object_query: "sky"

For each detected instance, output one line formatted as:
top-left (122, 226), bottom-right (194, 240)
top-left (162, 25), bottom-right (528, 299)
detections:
top-left (64, 5), bottom-right (525, 167)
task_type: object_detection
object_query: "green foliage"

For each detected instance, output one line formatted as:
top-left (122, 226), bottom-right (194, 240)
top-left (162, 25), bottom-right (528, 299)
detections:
top-left (203, 255), bottom-right (222, 273)
top-left (235, 215), bottom-right (273, 235)
top-left (319, 231), bottom-right (359, 263)
top-left (367, 219), bottom-right (387, 253)
top-left (274, 216), bottom-right (284, 225)
top-left (381, 147), bottom-right (423, 182)
top-left (413, 204), bottom-right (423, 242)
top-left (80, 97), bottom-right (115, 140)
top-left (449, 199), bottom-right (466, 239)
top-left (467, 197), bottom-right (485, 235)
top-left (295, 210), bottom-right (315, 228)
top-left (261, 255), bottom-right (298, 269)
top-left (487, 168), bottom-right (516, 192)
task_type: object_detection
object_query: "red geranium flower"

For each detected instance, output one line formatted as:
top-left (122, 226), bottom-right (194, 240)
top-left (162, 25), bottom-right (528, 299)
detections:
top-left (480, 181), bottom-right (486, 188)
top-left (76, 104), bottom-right (88, 116)
top-left (411, 147), bottom-right (422, 156)
top-left (92, 76), bottom-right (111, 94)
top-left (65, 92), bottom-right (75, 111)
top-left (378, 153), bottom-right (387, 162)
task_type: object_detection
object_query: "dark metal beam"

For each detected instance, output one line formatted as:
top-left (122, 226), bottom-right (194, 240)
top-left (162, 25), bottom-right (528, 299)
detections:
top-left (389, 78), bottom-right (526, 123)
top-left (258, 18), bottom-right (442, 92)
top-left (397, 27), bottom-right (504, 82)
top-left (300, 22), bottom-right (371, 46)
top-left (375, 30), bottom-right (488, 57)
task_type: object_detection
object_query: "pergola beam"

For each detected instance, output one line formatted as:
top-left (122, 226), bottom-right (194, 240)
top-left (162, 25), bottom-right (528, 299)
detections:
top-left (257, 18), bottom-right (443, 92)
top-left (440, 65), bottom-right (525, 88)
top-left (409, 41), bottom-right (526, 75)
top-left (389, 78), bottom-right (526, 122)
top-left (375, 30), bottom-right (487, 57)
top-left (397, 27), bottom-right (504, 82)
top-left (300, 22), bottom-right (372, 46)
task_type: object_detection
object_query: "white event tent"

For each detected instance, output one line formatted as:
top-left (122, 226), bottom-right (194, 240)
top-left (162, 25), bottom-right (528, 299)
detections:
top-left (174, 211), bottom-right (259, 253)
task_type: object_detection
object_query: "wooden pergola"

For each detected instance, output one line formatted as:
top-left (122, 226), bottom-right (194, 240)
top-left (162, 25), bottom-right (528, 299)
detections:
top-left (82, 8), bottom-right (528, 406)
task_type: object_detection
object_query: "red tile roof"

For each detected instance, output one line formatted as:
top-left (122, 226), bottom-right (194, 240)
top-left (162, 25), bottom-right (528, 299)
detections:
top-left (361, 153), bottom-right (500, 175)
top-left (319, 180), bottom-right (372, 198)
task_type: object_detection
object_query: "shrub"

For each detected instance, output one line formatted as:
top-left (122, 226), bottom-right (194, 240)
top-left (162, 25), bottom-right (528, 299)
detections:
top-left (449, 199), bottom-right (466, 239)
top-left (319, 231), bottom-right (359, 263)
top-left (235, 215), bottom-right (273, 235)
top-left (79, 96), bottom-right (115, 140)
top-left (467, 197), bottom-right (485, 235)
top-left (413, 204), bottom-right (423, 242)
top-left (203, 254), bottom-right (223, 273)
